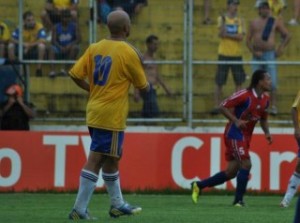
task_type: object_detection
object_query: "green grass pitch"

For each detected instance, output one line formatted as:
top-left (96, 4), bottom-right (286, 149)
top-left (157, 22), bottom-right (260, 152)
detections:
top-left (0, 193), bottom-right (296, 223)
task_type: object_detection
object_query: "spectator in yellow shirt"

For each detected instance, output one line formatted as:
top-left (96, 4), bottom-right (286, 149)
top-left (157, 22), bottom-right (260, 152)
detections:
top-left (8, 11), bottom-right (47, 76)
top-left (41, 0), bottom-right (79, 34)
top-left (0, 21), bottom-right (10, 59)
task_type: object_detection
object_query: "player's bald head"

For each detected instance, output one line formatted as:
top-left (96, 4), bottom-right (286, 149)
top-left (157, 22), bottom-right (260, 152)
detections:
top-left (107, 10), bottom-right (131, 37)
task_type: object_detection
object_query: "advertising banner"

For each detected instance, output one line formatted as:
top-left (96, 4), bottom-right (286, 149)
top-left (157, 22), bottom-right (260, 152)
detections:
top-left (0, 131), bottom-right (297, 192)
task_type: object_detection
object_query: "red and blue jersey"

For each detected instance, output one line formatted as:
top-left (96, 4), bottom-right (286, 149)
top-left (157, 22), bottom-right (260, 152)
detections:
top-left (222, 89), bottom-right (270, 140)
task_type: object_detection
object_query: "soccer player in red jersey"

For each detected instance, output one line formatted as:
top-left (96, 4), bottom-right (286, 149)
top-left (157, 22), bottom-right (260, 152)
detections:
top-left (191, 69), bottom-right (272, 206)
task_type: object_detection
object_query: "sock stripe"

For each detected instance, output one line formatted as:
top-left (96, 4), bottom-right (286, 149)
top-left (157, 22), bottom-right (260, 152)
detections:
top-left (294, 172), bottom-right (300, 179)
top-left (81, 171), bottom-right (98, 183)
top-left (102, 174), bottom-right (119, 182)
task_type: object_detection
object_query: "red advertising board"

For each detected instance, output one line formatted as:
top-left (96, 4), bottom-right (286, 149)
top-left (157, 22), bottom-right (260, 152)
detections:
top-left (0, 131), bottom-right (297, 193)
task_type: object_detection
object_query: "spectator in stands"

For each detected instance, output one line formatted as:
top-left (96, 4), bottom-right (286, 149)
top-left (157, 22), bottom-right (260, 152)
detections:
top-left (203, 0), bottom-right (212, 25)
top-left (0, 21), bottom-right (10, 59)
top-left (246, 1), bottom-right (291, 115)
top-left (255, 0), bottom-right (286, 19)
top-left (134, 35), bottom-right (173, 118)
top-left (48, 9), bottom-right (81, 77)
top-left (41, 0), bottom-right (79, 35)
top-left (0, 84), bottom-right (35, 130)
top-left (8, 11), bottom-right (47, 76)
top-left (288, 0), bottom-right (300, 25)
top-left (280, 90), bottom-right (300, 208)
top-left (210, 0), bottom-right (246, 115)
top-left (98, 0), bottom-right (147, 23)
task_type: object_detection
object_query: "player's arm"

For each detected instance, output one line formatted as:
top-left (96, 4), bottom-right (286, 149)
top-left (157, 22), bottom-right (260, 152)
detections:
top-left (70, 76), bottom-right (89, 92)
top-left (139, 82), bottom-right (150, 94)
top-left (275, 19), bottom-right (291, 57)
top-left (246, 21), bottom-right (255, 54)
top-left (219, 104), bottom-right (248, 129)
top-left (260, 118), bottom-right (272, 144)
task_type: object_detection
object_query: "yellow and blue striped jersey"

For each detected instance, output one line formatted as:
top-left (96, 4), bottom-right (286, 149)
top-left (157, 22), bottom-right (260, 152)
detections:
top-left (292, 90), bottom-right (300, 124)
top-left (69, 39), bottom-right (148, 131)
top-left (217, 15), bottom-right (244, 56)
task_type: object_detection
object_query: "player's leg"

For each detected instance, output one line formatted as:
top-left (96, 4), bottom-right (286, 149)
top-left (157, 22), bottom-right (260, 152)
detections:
top-left (191, 138), bottom-right (240, 204)
top-left (293, 195), bottom-right (300, 223)
top-left (229, 138), bottom-right (251, 206)
top-left (281, 157), bottom-right (300, 207)
top-left (233, 159), bottom-right (251, 207)
top-left (69, 150), bottom-right (103, 220)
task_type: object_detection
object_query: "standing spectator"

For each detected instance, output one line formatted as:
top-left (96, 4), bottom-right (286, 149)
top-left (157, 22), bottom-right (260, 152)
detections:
top-left (0, 21), bottom-right (10, 59)
top-left (41, 0), bottom-right (79, 34)
top-left (288, 0), bottom-right (300, 25)
top-left (48, 9), bottom-right (81, 77)
top-left (203, 0), bottom-right (212, 25)
top-left (191, 69), bottom-right (272, 207)
top-left (68, 10), bottom-right (149, 220)
top-left (8, 11), bottom-right (47, 76)
top-left (246, 1), bottom-right (291, 115)
top-left (255, 0), bottom-right (286, 19)
top-left (280, 90), bottom-right (300, 208)
top-left (134, 35), bottom-right (173, 118)
top-left (210, 0), bottom-right (246, 115)
top-left (0, 84), bottom-right (35, 130)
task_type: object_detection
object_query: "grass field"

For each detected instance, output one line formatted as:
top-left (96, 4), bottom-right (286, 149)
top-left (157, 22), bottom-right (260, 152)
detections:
top-left (0, 193), bottom-right (296, 223)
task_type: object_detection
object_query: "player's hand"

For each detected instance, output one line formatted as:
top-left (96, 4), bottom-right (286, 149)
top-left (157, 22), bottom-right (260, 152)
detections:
top-left (265, 134), bottom-right (272, 145)
top-left (234, 119), bottom-right (248, 129)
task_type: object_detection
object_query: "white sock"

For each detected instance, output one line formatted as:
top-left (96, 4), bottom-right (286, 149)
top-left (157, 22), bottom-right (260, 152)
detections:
top-left (102, 171), bottom-right (124, 208)
top-left (74, 169), bottom-right (98, 214)
top-left (283, 172), bottom-right (300, 204)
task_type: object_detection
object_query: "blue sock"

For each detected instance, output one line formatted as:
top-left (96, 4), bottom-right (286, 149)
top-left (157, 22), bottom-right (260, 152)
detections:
top-left (294, 196), bottom-right (300, 223)
top-left (234, 169), bottom-right (250, 203)
top-left (198, 171), bottom-right (227, 189)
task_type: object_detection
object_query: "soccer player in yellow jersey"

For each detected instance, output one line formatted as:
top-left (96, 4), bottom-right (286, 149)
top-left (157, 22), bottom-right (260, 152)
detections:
top-left (210, 0), bottom-right (246, 115)
top-left (68, 10), bottom-right (149, 220)
top-left (280, 90), bottom-right (300, 208)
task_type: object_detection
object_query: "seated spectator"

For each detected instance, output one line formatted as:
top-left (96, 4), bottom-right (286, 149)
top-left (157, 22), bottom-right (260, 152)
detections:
top-left (41, 0), bottom-right (79, 34)
top-left (48, 9), bottom-right (81, 77)
top-left (8, 11), bottom-right (47, 76)
top-left (0, 84), bottom-right (36, 130)
top-left (116, 0), bottom-right (148, 19)
top-left (0, 21), bottom-right (10, 59)
top-left (98, 0), bottom-right (147, 23)
top-left (98, 0), bottom-right (114, 24)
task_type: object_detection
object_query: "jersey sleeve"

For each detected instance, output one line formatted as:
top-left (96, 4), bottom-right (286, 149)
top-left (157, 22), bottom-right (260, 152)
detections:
top-left (69, 47), bottom-right (90, 79)
top-left (292, 90), bottom-right (300, 109)
top-left (125, 46), bottom-right (148, 90)
top-left (221, 90), bottom-right (247, 108)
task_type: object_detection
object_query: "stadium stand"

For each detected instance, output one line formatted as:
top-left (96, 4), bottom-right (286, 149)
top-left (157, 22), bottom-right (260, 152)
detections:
top-left (0, 0), bottom-right (300, 124)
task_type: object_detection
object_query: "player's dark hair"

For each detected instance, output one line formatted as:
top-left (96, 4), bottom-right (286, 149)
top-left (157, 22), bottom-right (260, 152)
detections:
top-left (248, 69), bottom-right (267, 89)
top-left (146, 35), bottom-right (158, 44)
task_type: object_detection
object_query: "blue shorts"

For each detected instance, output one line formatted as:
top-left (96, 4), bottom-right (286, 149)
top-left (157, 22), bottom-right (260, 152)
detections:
top-left (251, 50), bottom-right (277, 90)
top-left (88, 127), bottom-right (124, 158)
